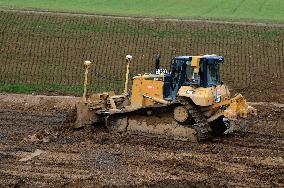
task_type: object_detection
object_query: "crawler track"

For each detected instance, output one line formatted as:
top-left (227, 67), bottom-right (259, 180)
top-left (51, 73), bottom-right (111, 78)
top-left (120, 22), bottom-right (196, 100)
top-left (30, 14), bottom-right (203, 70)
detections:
top-left (105, 99), bottom-right (213, 142)
top-left (179, 98), bottom-right (212, 140)
top-left (106, 106), bottom-right (199, 142)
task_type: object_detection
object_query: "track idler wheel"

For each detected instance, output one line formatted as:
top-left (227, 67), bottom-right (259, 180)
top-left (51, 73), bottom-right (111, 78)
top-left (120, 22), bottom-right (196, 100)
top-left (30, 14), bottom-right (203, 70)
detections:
top-left (174, 105), bottom-right (191, 124)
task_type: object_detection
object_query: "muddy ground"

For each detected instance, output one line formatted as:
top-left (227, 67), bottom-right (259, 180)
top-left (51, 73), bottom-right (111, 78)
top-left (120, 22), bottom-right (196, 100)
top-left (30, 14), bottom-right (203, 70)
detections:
top-left (0, 94), bottom-right (283, 187)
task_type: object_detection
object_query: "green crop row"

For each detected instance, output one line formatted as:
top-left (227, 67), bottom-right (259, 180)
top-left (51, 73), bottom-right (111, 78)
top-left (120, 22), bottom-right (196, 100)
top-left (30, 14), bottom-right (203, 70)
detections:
top-left (0, 11), bottom-right (283, 102)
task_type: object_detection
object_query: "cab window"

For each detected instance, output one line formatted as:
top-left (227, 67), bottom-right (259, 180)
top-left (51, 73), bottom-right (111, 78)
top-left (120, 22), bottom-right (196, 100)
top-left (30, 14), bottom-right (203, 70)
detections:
top-left (207, 64), bottom-right (219, 86)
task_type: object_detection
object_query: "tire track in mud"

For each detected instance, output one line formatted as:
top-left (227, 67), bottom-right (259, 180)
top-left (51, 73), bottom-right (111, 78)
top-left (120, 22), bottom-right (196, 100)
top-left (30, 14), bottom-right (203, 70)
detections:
top-left (0, 110), bottom-right (65, 127)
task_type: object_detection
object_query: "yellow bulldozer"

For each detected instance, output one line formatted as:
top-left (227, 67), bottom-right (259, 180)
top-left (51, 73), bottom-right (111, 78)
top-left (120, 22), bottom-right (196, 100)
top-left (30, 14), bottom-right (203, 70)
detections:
top-left (75, 54), bottom-right (257, 142)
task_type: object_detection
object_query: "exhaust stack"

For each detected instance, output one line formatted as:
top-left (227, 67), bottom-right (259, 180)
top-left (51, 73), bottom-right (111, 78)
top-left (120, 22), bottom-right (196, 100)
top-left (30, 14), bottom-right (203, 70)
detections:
top-left (155, 52), bottom-right (161, 70)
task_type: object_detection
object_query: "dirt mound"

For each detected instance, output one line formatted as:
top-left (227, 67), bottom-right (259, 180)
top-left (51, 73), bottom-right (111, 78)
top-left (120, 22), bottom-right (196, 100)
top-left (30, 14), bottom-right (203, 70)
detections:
top-left (0, 93), bottom-right (79, 112)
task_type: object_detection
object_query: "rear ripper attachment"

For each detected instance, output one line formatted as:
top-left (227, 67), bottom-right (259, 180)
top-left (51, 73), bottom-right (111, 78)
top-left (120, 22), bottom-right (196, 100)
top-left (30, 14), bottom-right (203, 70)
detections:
top-left (74, 54), bottom-right (257, 142)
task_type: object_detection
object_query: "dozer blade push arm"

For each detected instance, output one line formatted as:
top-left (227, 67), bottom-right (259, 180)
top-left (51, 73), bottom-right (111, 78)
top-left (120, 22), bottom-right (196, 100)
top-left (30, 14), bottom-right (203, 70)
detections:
top-left (142, 94), bottom-right (171, 105)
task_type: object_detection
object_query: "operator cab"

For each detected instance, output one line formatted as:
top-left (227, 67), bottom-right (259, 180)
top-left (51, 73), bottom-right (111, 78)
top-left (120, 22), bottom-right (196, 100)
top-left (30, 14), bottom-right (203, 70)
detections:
top-left (168, 55), bottom-right (224, 98)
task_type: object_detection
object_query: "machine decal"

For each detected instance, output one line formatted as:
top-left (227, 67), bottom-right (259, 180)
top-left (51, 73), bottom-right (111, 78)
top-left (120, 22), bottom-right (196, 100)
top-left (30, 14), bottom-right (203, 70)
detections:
top-left (147, 85), bottom-right (156, 90)
top-left (215, 95), bottom-right (221, 103)
top-left (215, 88), bottom-right (221, 102)
top-left (186, 90), bottom-right (194, 94)
top-left (155, 68), bottom-right (169, 74)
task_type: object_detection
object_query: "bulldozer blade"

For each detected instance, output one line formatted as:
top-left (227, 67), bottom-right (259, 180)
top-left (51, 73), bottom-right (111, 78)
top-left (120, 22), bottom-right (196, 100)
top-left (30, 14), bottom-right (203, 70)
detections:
top-left (74, 101), bottom-right (100, 129)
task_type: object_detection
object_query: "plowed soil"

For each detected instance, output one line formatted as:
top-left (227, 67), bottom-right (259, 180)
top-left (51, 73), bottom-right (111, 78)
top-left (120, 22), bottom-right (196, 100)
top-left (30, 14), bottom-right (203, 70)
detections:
top-left (1, 10), bottom-right (283, 103)
top-left (0, 94), bottom-right (283, 187)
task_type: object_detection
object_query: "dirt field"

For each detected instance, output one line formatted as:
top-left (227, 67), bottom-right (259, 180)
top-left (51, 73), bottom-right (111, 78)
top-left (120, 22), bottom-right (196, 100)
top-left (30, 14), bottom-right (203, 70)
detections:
top-left (0, 94), bottom-right (283, 187)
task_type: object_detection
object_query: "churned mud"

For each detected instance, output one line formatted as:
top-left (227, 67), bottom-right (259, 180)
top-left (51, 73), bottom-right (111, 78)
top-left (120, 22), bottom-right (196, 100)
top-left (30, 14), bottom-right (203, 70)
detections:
top-left (0, 94), bottom-right (283, 187)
